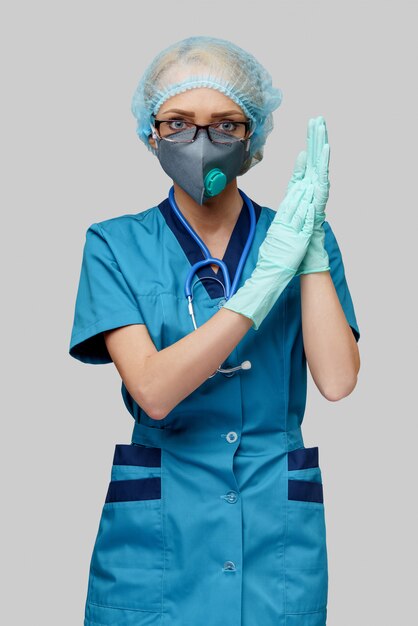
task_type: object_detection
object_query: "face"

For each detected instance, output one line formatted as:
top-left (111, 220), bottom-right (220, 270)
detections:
top-left (148, 87), bottom-right (247, 150)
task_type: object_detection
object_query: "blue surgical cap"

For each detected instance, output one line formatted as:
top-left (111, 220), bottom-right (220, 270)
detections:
top-left (131, 36), bottom-right (283, 174)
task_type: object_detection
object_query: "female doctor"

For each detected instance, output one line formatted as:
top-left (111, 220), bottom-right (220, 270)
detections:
top-left (69, 36), bottom-right (361, 626)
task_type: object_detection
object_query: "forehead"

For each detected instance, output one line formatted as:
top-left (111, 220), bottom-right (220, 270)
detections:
top-left (157, 87), bottom-right (245, 116)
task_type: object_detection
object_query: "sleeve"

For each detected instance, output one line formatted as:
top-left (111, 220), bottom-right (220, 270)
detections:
top-left (323, 220), bottom-right (361, 343)
top-left (68, 222), bottom-right (145, 364)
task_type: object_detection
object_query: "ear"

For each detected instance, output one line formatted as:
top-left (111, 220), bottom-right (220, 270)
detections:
top-left (148, 133), bottom-right (157, 150)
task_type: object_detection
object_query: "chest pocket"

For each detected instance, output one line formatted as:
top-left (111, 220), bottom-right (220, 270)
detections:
top-left (86, 443), bottom-right (164, 615)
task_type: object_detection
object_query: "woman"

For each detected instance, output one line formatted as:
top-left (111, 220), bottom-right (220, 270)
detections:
top-left (69, 36), bottom-right (360, 626)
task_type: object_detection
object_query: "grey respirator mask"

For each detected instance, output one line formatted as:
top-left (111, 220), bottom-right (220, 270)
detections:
top-left (152, 125), bottom-right (251, 205)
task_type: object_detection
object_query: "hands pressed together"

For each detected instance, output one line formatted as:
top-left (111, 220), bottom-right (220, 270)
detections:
top-left (223, 116), bottom-right (332, 330)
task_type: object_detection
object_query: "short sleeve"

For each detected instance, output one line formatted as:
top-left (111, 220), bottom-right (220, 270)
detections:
top-left (323, 220), bottom-right (360, 343)
top-left (69, 223), bottom-right (145, 364)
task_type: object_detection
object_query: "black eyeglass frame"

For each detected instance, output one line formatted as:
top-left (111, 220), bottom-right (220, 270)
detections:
top-left (151, 117), bottom-right (255, 144)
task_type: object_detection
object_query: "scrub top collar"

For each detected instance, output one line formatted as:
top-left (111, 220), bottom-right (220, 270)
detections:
top-left (157, 195), bottom-right (262, 300)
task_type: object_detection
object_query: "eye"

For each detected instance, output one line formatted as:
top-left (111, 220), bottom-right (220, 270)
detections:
top-left (218, 121), bottom-right (238, 133)
top-left (168, 120), bottom-right (190, 131)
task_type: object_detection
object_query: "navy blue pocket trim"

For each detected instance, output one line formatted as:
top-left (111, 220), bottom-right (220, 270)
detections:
top-left (288, 446), bottom-right (319, 471)
top-left (288, 479), bottom-right (323, 503)
top-left (105, 477), bottom-right (161, 503)
top-left (113, 444), bottom-right (161, 467)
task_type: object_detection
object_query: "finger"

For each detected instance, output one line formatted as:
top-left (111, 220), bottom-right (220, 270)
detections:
top-left (321, 116), bottom-right (329, 145)
top-left (313, 118), bottom-right (321, 166)
top-left (318, 143), bottom-right (330, 187)
top-left (285, 179), bottom-right (307, 202)
top-left (291, 210), bottom-right (303, 232)
top-left (291, 182), bottom-right (313, 209)
top-left (306, 118), bottom-right (316, 170)
top-left (279, 181), bottom-right (311, 223)
top-left (316, 120), bottom-right (326, 167)
top-left (291, 184), bottom-right (314, 231)
top-left (312, 117), bottom-right (324, 167)
top-left (286, 150), bottom-right (307, 192)
top-left (302, 200), bottom-right (315, 235)
top-left (293, 150), bottom-right (307, 180)
top-left (311, 139), bottom-right (330, 207)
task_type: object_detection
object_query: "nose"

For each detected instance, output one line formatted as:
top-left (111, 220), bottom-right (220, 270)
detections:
top-left (195, 130), bottom-right (228, 198)
top-left (196, 126), bottom-right (212, 141)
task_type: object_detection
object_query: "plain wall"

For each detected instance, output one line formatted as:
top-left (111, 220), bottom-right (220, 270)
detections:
top-left (1, 1), bottom-right (416, 624)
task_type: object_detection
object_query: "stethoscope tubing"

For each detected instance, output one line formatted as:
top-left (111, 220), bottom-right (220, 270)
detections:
top-left (168, 185), bottom-right (256, 301)
top-left (167, 185), bottom-right (255, 378)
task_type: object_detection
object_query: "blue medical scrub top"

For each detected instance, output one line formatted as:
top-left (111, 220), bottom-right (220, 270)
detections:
top-left (69, 193), bottom-right (360, 626)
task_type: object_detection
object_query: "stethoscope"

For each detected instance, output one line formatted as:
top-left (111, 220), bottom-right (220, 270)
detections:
top-left (168, 185), bottom-right (255, 378)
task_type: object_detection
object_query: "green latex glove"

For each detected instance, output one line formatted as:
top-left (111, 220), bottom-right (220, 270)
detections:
top-left (223, 181), bottom-right (315, 330)
top-left (288, 116), bottom-right (331, 275)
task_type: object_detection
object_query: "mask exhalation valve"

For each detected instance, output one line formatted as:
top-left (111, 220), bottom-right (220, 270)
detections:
top-left (204, 168), bottom-right (227, 197)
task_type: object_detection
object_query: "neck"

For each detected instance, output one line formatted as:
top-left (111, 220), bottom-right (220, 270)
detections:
top-left (172, 180), bottom-right (243, 237)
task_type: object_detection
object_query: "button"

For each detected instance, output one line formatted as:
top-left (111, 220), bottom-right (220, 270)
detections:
top-left (222, 561), bottom-right (237, 572)
top-left (218, 298), bottom-right (227, 309)
top-left (225, 431), bottom-right (238, 443)
top-left (221, 490), bottom-right (239, 504)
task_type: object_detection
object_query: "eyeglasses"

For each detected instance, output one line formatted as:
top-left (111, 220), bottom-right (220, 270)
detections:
top-left (151, 118), bottom-right (254, 144)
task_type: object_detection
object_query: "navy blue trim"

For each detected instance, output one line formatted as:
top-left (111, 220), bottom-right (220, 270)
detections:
top-left (288, 479), bottom-right (324, 503)
top-left (113, 444), bottom-right (161, 467)
top-left (288, 446), bottom-right (319, 471)
top-left (158, 195), bottom-right (262, 299)
top-left (105, 477), bottom-right (161, 503)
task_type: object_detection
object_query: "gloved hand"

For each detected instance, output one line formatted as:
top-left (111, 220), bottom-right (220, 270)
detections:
top-left (223, 181), bottom-right (316, 330)
top-left (288, 116), bottom-right (331, 275)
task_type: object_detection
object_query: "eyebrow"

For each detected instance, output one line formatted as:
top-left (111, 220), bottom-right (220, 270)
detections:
top-left (160, 108), bottom-right (244, 118)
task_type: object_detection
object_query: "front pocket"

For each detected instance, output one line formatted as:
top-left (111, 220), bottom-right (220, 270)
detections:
top-left (288, 445), bottom-right (323, 498)
top-left (86, 443), bottom-right (164, 614)
top-left (288, 478), bottom-right (323, 503)
top-left (110, 443), bottom-right (162, 483)
top-left (285, 445), bottom-right (328, 616)
top-left (105, 476), bottom-right (161, 502)
top-left (288, 445), bottom-right (319, 471)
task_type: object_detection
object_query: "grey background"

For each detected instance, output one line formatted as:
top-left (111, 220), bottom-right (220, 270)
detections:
top-left (2, 0), bottom-right (416, 623)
